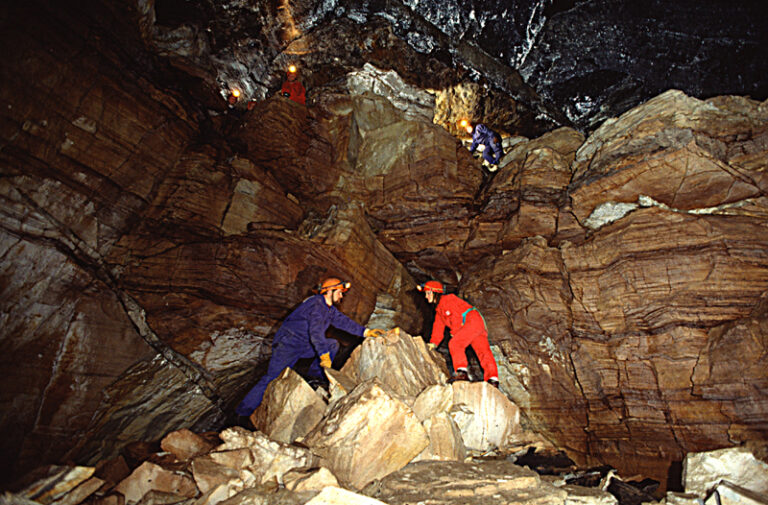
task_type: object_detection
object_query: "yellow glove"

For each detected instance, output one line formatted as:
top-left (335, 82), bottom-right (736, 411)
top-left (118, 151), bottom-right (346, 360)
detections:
top-left (319, 353), bottom-right (332, 368)
top-left (427, 342), bottom-right (436, 350)
top-left (364, 328), bottom-right (385, 338)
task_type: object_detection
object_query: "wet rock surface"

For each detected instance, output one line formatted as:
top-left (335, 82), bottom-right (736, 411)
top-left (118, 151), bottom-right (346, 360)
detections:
top-left (2, 0), bottom-right (768, 493)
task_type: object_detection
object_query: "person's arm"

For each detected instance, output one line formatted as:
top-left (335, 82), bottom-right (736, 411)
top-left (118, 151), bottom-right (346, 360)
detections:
top-left (296, 83), bottom-right (306, 104)
top-left (329, 306), bottom-right (366, 337)
top-left (430, 311), bottom-right (446, 346)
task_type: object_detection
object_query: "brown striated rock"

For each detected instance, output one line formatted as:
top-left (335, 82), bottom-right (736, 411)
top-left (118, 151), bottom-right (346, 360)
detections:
top-left (570, 90), bottom-right (768, 225)
top-left (474, 127), bottom-right (584, 253)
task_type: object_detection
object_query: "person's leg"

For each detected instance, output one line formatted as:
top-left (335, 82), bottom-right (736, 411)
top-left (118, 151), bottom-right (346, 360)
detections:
top-left (448, 322), bottom-right (479, 372)
top-left (235, 341), bottom-right (301, 415)
top-left (470, 331), bottom-right (499, 381)
top-left (307, 339), bottom-right (339, 378)
top-left (488, 139), bottom-right (502, 164)
top-left (482, 145), bottom-right (496, 164)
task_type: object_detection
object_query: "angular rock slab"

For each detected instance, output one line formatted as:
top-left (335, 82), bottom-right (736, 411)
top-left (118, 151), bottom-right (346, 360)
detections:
top-left (114, 462), bottom-right (197, 504)
top-left (302, 379), bottom-right (429, 490)
top-left (372, 459), bottom-right (567, 505)
top-left (215, 427), bottom-right (317, 485)
top-left (19, 466), bottom-right (96, 504)
top-left (161, 429), bottom-right (217, 461)
top-left (413, 412), bottom-right (466, 462)
top-left (450, 381), bottom-right (523, 451)
top-left (249, 367), bottom-right (326, 444)
top-left (561, 484), bottom-right (618, 505)
top-left (683, 445), bottom-right (768, 497)
top-left (341, 328), bottom-right (448, 398)
top-left (283, 467), bottom-right (339, 492)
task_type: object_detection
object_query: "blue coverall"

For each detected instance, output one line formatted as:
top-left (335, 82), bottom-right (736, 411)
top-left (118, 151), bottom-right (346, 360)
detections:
top-left (235, 294), bottom-right (366, 415)
top-left (470, 124), bottom-right (503, 165)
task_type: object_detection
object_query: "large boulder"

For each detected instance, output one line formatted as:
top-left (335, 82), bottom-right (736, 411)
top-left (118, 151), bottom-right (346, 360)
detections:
top-left (302, 379), bottom-right (429, 490)
top-left (249, 367), bottom-right (326, 444)
top-left (340, 328), bottom-right (449, 398)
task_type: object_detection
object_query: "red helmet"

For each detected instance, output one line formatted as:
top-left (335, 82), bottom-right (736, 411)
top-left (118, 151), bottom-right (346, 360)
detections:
top-left (417, 280), bottom-right (444, 293)
top-left (318, 277), bottom-right (351, 294)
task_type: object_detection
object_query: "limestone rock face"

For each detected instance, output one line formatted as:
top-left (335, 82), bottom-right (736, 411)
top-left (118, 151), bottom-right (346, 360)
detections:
top-left (683, 445), bottom-right (768, 497)
top-left (248, 367), bottom-right (326, 444)
top-left (461, 91), bottom-right (768, 485)
top-left (302, 379), bottom-right (429, 490)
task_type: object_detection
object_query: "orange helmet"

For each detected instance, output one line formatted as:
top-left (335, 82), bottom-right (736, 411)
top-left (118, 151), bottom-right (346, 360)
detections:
top-left (318, 277), bottom-right (351, 294)
top-left (417, 280), bottom-right (444, 293)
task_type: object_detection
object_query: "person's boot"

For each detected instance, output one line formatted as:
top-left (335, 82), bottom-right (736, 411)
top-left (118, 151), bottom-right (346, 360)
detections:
top-left (487, 378), bottom-right (500, 389)
top-left (447, 369), bottom-right (470, 384)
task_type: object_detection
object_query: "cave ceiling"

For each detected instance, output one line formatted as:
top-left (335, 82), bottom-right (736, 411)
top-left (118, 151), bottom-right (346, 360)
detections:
top-left (145, 0), bottom-right (767, 135)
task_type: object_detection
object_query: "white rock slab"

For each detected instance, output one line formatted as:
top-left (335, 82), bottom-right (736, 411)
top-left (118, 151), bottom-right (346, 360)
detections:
top-left (683, 445), bottom-right (768, 497)
top-left (413, 412), bottom-right (466, 462)
top-left (412, 384), bottom-right (453, 422)
top-left (302, 379), bottom-right (429, 490)
top-left (304, 486), bottom-right (389, 505)
top-left (450, 381), bottom-right (523, 451)
top-left (249, 367), bottom-right (326, 444)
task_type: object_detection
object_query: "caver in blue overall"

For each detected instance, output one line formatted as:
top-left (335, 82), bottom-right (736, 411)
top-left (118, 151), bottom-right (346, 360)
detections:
top-left (235, 294), bottom-right (366, 415)
top-left (469, 124), bottom-right (503, 165)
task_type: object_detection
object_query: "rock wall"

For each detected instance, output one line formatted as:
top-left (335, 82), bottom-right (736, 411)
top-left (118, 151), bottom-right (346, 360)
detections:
top-left (0, 1), bottom-right (422, 485)
top-left (1, 0), bottom-right (767, 491)
top-left (460, 91), bottom-right (768, 483)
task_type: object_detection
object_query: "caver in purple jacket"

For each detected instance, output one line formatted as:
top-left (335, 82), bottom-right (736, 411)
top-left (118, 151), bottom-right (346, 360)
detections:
top-left (235, 294), bottom-right (366, 415)
top-left (469, 124), bottom-right (503, 165)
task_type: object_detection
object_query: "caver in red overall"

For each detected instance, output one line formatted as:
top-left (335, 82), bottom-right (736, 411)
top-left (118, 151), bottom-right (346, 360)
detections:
top-left (419, 280), bottom-right (499, 383)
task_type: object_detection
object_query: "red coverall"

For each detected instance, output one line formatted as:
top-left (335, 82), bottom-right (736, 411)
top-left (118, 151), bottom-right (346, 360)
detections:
top-left (281, 79), bottom-right (306, 105)
top-left (430, 294), bottom-right (499, 381)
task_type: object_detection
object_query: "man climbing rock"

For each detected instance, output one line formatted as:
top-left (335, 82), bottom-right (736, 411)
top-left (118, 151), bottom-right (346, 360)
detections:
top-left (280, 64), bottom-right (306, 105)
top-left (467, 122), bottom-right (503, 168)
top-left (418, 280), bottom-right (500, 388)
top-left (236, 277), bottom-right (383, 416)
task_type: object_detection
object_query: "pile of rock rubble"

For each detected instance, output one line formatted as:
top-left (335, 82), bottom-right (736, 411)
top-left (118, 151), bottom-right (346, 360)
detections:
top-left (4, 329), bottom-right (767, 505)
